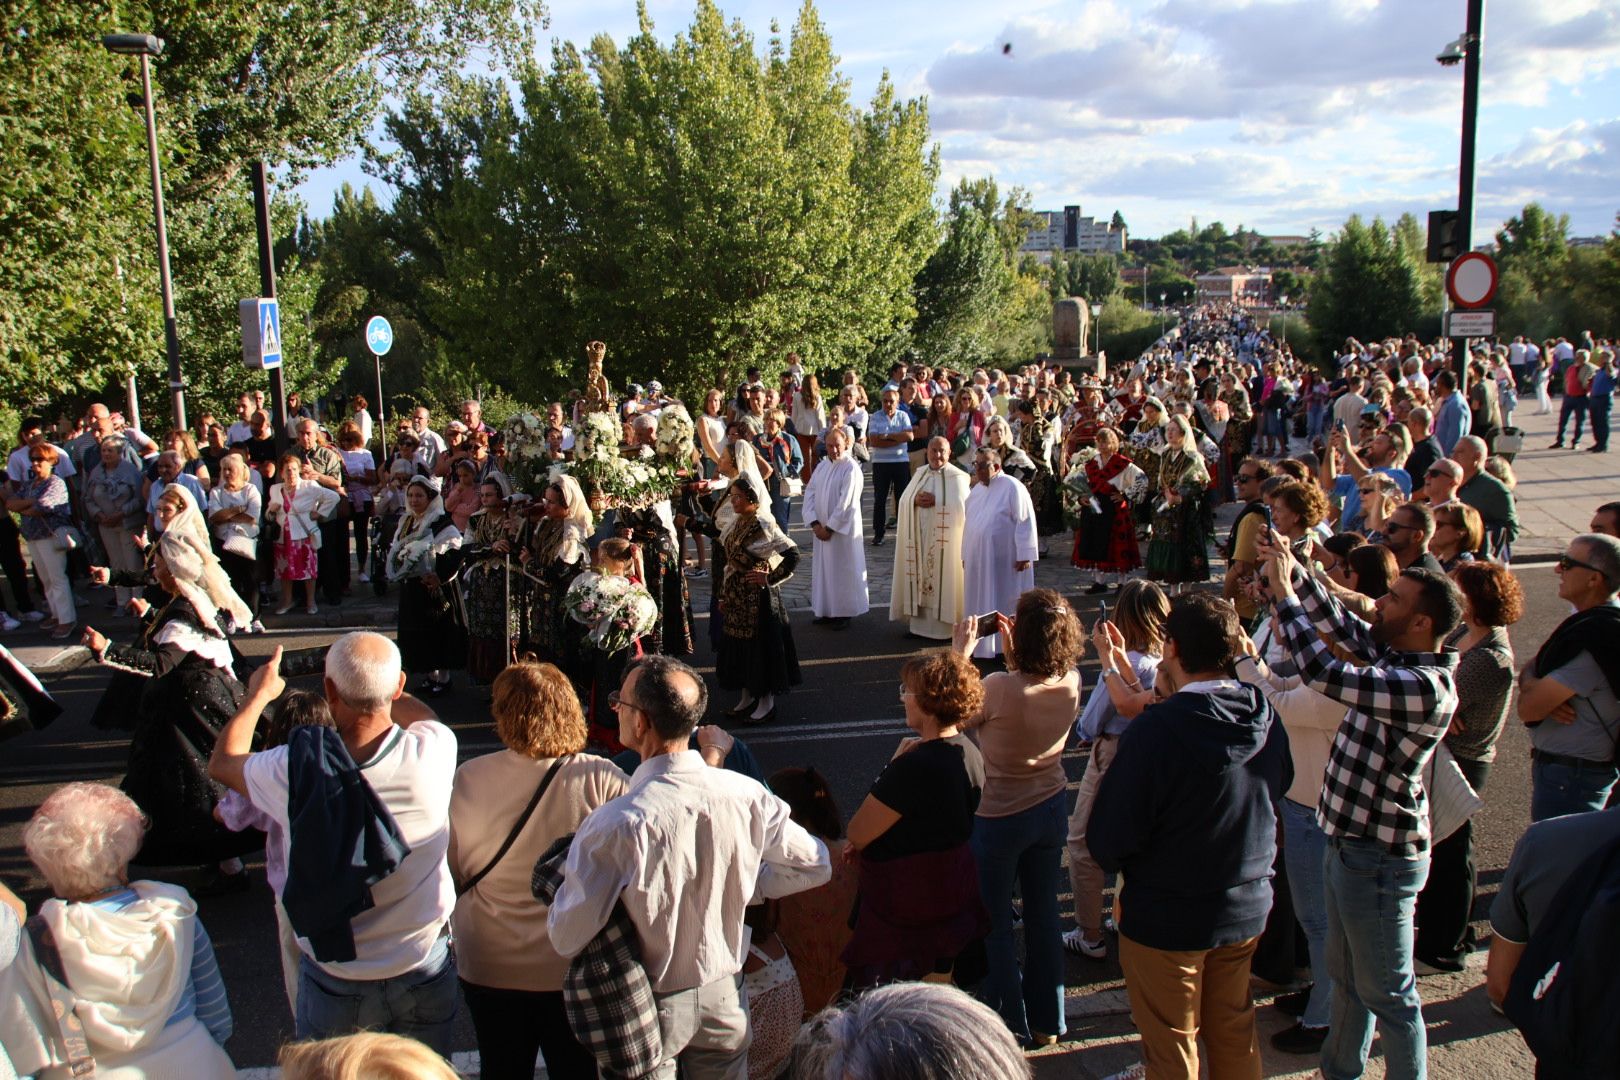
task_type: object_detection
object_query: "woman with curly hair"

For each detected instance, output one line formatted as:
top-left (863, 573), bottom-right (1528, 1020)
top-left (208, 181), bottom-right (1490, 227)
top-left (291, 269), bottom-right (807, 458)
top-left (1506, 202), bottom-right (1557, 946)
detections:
top-left (842, 649), bottom-right (989, 990)
top-left (956, 590), bottom-right (1085, 1047)
top-left (449, 661), bottom-right (629, 1079)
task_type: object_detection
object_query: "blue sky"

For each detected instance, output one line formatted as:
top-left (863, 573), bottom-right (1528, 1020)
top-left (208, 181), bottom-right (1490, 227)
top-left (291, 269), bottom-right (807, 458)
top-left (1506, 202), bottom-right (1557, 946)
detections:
top-left (296, 0), bottom-right (1620, 247)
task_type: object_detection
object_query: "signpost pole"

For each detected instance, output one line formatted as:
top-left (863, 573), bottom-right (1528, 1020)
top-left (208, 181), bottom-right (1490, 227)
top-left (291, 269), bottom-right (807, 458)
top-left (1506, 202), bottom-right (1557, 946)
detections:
top-left (375, 353), bottom-right (387, 465)
top-left (251, 162), bottom-right (290, 456)
top-left (365, 317), bottom-right (395, 465)
top-left (1453, 0), bottom-right (1486, 386)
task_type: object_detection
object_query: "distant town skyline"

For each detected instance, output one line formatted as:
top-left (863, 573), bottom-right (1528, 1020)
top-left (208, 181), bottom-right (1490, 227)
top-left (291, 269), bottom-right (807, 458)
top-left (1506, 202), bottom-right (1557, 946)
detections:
top-left (295, 0), bottom-right (1620, 246)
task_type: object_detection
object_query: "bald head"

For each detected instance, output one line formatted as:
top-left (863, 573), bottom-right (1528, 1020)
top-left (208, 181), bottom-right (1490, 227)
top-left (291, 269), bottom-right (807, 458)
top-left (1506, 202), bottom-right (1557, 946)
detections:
top-left (927, 435), bottom-right (951, 469)
top-left (627, 655), bottom-right (708, 742)
top-left (324, 631), bottom-right (405, 718)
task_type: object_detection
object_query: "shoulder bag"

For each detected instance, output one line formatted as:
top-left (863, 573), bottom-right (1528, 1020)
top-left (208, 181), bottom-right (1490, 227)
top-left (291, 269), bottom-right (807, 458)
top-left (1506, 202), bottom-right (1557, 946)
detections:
top-left (456, 754), bottom-right (570, 897)
top-left (25, 915), bottom-right (97, 1077)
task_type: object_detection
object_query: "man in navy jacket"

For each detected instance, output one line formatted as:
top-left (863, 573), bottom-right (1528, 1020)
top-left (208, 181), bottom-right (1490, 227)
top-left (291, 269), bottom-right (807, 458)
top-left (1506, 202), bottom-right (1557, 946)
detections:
top-left (1089, 592), bottom-right (1291, 1080)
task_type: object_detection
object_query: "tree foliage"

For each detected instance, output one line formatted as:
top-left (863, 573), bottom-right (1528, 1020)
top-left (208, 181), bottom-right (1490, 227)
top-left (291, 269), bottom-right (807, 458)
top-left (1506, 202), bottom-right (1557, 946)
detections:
top-left (1306, 215), bottom-right (1424, 349)
top-left (1, 0), bottom-right (540, 413)
top-left (318, 1), bottom-right (938, 403)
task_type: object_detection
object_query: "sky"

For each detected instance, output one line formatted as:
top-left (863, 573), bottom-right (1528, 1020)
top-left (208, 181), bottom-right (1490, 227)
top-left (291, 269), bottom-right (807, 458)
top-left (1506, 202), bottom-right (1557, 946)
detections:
top-left (296, 0), bottom-right (1620, 248)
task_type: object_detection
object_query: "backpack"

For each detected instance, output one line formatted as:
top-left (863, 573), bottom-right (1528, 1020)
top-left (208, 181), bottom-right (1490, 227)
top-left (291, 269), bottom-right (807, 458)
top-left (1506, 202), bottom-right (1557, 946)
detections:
top-left (1502, 832), bottom-right (1620, 1079)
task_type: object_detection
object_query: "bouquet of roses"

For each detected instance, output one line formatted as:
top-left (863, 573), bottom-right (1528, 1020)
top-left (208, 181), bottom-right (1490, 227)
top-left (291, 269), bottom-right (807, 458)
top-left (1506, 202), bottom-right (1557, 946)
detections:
top-left (565, 571), bottom-right (659, 655)
top-left (502, 411), bottom-right (550, 495)
top-left (654, 405), bottom-right (696, 463)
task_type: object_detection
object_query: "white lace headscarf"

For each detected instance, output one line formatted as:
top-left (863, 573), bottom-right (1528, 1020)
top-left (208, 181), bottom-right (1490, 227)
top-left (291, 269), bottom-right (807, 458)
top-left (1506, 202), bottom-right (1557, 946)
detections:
top-left (387, 476), bottom-right (462, 581)
top-left (716, 438), bottom-right (776, 533)
top-left (154, 485), bottom-right (253, 636)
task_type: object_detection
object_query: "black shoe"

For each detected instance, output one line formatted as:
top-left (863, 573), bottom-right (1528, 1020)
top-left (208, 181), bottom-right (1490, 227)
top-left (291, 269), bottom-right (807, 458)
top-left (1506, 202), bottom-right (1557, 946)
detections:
top-left (1274, 988), bottom-right (1311, 1017)
top-left (725, 700), bottom-right (757, 719)
top-left (1086, 581), bottom-right (1109, 594)
top-left (872, 536), bottom-right (885, 547)
top-left (827, 617), bottom-right (851, 630)
top-left (811, 616), bottom-right (833, 625)
top-left (1548, 441), bottom-right (1564, 449)
top-left (1270, 1022), bottom-right (1328, 1055)
top-left (194, 869), bottom-right (251, 898)
top-left (741, 706), bottom-right (777, 726)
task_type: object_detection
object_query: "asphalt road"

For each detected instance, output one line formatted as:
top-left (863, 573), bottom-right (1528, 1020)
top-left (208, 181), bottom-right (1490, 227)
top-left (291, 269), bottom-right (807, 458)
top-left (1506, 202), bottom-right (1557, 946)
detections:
top-left (0, 561), bottom-right (1560, 1074)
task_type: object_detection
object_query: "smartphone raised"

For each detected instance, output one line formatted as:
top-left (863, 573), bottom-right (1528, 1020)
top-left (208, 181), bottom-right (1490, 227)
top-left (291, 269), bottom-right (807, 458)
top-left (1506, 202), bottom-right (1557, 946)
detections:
top-left (974, 612), bottom-right (1002, 637)
top-left (1097, 600), bottom-right (1109, 625)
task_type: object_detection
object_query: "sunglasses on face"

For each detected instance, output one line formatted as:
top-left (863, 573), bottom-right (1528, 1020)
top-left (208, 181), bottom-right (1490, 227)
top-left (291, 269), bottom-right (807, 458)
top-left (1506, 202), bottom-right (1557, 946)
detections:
top-left (1558, 553), bottom-right (1605, 575)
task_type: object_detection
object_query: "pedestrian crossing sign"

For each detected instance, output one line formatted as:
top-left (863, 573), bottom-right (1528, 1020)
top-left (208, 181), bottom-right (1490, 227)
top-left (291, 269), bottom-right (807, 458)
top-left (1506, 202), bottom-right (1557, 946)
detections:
top-left (238, 297), bottom-right (282, 370)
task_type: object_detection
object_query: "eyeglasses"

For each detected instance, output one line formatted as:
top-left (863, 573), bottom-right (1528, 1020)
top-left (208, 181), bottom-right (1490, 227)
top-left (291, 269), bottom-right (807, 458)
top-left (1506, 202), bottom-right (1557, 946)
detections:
top-left (28, 456), bottom-right (48, 463)
top-left (1557, 553), bottom-right (1605, 575)
top-left (1384, 520), bottom-right (1416, 534)
top-left (1426, 469), bottom-right (1451, 479)
top-left (606, 690), bottom-right (645, 715)
top-left (1237, 471), bottom-right (1260, 481)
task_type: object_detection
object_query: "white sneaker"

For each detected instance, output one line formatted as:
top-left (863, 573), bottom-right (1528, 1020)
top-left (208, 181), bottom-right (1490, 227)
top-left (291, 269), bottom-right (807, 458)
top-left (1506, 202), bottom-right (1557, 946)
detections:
top-left (20, 611), bottom-right (45, 623)
top-left (1063, 928), bottom-right (1107, 959)
top-left (1102, 1064), bottom-right (1146, 1080)
top-left (358, 572), bottom-right (370, 583)
top-left (0, 614), bottom-right (20, 632)
top-left (249, 620), bottom-right (265, 635)
top-left (305, 606), bottom-right (318, 616)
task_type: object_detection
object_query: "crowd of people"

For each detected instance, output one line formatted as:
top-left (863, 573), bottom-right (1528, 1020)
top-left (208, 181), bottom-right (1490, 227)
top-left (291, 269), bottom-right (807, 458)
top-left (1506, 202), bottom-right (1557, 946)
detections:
top-left (1, 309), bottom-right (1618, 1080)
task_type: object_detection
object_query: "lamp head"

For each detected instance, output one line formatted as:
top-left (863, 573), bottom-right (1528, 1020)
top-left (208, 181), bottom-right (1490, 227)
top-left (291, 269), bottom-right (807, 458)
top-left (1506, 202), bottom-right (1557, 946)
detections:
top-left (1436, 35), bottom-right (1467, 66)
top-left (102, 34), bottom-right (164, 57)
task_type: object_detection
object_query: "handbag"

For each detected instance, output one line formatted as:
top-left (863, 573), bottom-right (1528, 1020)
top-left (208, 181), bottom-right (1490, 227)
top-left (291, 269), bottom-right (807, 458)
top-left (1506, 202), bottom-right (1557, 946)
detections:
top-left (456, 755), bottom-right (569, 896)
top-left (784, 476), bottom-right (804, 498)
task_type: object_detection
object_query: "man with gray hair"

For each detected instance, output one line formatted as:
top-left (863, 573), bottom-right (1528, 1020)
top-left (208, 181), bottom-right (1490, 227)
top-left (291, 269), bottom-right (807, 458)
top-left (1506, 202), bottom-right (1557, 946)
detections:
top-left (145, 450), bottom-right (205, 534)
top-left (1452, 435), bottom-right (1519, 558)
top-left (1516, 533), bottom-right (1620, 820)
top-left (1419, 458), bottom-right (1463, 508)
top-left (209, 632), bottom-right (459, 1051)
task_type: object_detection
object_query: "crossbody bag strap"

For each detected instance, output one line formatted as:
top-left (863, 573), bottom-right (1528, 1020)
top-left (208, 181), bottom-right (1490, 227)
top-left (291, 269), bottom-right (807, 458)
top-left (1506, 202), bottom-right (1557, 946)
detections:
top-left (25, 915), bottom-right (97, 1078)
top-left (457, 755), bottom-right (569, 897)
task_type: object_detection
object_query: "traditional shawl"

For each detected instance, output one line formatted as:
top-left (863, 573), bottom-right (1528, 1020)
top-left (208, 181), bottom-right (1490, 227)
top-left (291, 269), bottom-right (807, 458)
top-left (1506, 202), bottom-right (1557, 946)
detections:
top-left (155, 486), bottom-right (253, 640)
top-left (386, 480), bottom-right (462, 581)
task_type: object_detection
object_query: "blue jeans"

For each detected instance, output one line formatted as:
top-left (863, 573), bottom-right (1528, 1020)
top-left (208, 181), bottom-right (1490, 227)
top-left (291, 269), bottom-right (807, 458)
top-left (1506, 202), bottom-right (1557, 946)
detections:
top-left (1281, 798), bottom-right (1332, 1029)
top-left (1530, 755), bottom-right (1619, 822)
top-left (1320, 836), bottom-right (1429, 1080)
top-left (769, 493), bottom-right (792, 529)
top-left (296, 935), bottom-right (458, 1056)
top-left (1589, 393), bottom-right (1612, 450)
top-left (971, 790), bottom-right (1068, 1040)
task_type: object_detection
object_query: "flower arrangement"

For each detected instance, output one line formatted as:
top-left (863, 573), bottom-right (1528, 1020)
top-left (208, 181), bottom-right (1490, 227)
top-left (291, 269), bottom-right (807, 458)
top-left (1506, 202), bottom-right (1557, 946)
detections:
top-left (654, 405), bottom-right (696, 463)
top-left (501, 412), bottom-right (551, 495)
top-left (565, 571), bottom-right (659, 655)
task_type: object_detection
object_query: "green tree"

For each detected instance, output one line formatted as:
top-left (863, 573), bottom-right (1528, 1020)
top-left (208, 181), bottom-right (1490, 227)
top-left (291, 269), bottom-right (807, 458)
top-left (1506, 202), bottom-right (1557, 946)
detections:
top-left (1391, 212), bottom-right (1444, 312)
top-left (911, 183), bottom-right (1014, 366)
top-left (1306, 215), bottom-right (1423, 348)
top-left (1110, 210), bottom-right (1127, 233)
top-left (0, 0), bottom-right (540, 410)
top-left (1495, 203), bottom-right (1570, 296)
top-left (1068, 254), bottom-right (1120, 305)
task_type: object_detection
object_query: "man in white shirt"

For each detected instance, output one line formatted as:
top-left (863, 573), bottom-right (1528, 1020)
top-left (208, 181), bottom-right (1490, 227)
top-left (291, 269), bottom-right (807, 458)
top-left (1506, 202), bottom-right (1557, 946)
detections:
top-left (549, 656), bottom-right (831, 1078)
top-left (410, 407), bottom-right (446, 467)
top-left (225, 393), bottom-right (255, 445)
top-left (7, 418), bottom-right (75, 486)
top-left (209, 633), bottom-right (459, 1052)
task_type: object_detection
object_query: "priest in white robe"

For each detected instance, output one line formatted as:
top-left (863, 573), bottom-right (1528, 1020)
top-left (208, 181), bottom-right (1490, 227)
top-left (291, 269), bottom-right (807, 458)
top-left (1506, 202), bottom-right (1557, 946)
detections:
top-left (890, 436), bottom-right (969, 639)
top-left (802, 425), bottom-right (869, 626)
top-left (962, 446), bottom-right (1038, 658)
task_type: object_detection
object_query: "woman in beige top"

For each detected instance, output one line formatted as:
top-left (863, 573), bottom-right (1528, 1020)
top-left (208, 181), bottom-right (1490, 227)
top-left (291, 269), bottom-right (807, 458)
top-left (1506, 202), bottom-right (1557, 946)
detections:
top-left (954, 587), bottom-right (1085, 1047)
top-left (448, 661), bottom-right (629, 1079)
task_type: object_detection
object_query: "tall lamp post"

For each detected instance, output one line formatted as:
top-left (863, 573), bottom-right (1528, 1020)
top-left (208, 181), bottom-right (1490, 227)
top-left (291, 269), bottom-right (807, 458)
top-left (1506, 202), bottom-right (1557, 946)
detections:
top-left (1159, 292), bottom-right (1167, 335)
top-left (103, 33), bottom-right (186, 431)
top-left (1439, 0), bottom-right (1485, 385)
top-left (1090, 301), bottom-right (1102, 357)
top-left (1279, 294), bottom-right (1290, 345)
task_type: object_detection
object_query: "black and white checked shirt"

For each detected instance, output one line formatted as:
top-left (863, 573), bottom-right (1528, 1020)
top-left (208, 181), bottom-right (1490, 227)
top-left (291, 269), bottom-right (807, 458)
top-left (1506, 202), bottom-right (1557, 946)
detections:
top-left (1273, 570), bottom-right (1458, 854)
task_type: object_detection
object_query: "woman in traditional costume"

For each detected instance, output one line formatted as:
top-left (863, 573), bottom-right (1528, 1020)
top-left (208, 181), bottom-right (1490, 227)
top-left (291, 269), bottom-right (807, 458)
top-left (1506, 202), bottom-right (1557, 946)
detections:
top-left (1069, 427), bottom-right (1145, 593)
top-left (1143, 416), bottom-right (1214, 588)
top-left (461, 473), bottom-right (524, 684)
top-left (386, 476), bottom-right (466, 696)
top-left (519, 474), bottom-right (593, 670)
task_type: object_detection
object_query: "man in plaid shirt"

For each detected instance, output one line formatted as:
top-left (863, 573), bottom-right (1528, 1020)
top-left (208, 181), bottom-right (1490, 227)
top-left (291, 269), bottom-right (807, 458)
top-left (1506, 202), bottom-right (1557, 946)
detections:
top-left (1257, 529), bottom-right (1461, 1080)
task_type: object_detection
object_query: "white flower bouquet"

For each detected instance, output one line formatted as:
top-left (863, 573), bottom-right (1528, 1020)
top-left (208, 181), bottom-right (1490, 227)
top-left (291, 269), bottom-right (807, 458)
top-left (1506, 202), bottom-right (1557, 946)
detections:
top-left (565, 571), bottom-right (659, 655)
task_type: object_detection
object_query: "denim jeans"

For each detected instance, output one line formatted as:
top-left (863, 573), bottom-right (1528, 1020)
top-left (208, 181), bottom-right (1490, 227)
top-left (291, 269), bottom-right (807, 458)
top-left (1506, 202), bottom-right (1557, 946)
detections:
top-left (972, 789), bottom-right (1068, 1040)
top-left (1280, 798), bottom-right (1332, 1029)
top-left (769, 494), bottom-right (792, 529)
top-left (1320, 836), bottom-right (1429, 1080)
top-left (296, 935), bottom-right (459, 1056)
top-left (1590, 393), bottom-right (1612, 451)
top-left (1530, 755), bottom-right (1619, 822)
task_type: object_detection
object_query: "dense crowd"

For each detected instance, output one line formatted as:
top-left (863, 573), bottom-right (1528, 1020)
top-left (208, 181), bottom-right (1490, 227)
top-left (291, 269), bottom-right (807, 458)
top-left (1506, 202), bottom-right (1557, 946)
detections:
top-left (1, 309), bottom-right (1618, 1080)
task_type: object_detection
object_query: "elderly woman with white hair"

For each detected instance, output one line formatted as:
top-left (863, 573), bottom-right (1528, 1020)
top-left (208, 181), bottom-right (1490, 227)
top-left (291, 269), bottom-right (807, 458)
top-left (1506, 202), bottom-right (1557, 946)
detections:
top-left (0, 783), bottom-right (237, 1078)
top-left (82, 486), bottom-right (261, 888)
top-left (386, 475), bottom-right (466, 697)
top-left (793, 982), bottom-right (1030, 1080)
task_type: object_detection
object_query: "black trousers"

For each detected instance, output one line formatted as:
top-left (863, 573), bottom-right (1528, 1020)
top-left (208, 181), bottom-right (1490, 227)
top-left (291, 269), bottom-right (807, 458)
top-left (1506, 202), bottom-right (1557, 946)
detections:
top-left (218, 549), bottom-right (259, 620)
top-left (316, 516), bottom-right (348, 604)
top-left (0, 512), bottom-right (37, 614)
top-left (1415, 756), bottom-right (1491, 968)
top-left (870, 461), bottom-right (911, 541)
top-left (459, 980), bottom-right (598, 1080)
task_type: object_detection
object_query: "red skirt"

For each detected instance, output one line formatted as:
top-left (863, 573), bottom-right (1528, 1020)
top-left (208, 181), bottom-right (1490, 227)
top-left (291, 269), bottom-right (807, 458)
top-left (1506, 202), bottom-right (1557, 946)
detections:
top-left (1072, 495), bottom-right (1141, 573)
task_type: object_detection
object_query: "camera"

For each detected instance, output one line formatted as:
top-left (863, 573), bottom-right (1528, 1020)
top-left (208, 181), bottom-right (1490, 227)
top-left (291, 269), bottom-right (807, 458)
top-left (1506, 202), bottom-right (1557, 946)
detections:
top-left (1436, 36), bottom-right (1467, 66)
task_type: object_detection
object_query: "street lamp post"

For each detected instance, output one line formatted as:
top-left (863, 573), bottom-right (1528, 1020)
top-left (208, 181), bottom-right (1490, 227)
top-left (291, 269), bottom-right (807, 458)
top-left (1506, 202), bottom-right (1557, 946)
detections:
top-left (1090, 302), bottom-right (1102, 358)
top-left (1279, 294), bottom-right (1290, 345)
top-left (1439, 0), bottom-right (1485, 386)
top-left (1159, 292), bottom-right (1167, 335)
top-left (103, 33), bottom-right (186, 431)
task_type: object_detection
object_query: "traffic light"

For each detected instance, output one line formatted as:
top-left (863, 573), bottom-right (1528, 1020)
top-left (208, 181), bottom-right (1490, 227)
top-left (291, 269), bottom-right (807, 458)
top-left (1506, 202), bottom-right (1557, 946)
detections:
top-left (1427, 210), bottom-right (1461, 263)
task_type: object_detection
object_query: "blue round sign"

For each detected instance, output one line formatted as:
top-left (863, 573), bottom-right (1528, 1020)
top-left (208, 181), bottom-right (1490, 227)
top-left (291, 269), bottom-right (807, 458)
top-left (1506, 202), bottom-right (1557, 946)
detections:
top-left (365, 315), bottom-right (394, 356)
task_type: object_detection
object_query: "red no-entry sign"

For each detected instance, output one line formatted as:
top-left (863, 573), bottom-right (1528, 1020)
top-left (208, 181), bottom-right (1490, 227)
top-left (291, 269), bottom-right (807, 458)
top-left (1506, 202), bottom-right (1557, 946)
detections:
top-left (1446, 251), bottom-right (1498, 309)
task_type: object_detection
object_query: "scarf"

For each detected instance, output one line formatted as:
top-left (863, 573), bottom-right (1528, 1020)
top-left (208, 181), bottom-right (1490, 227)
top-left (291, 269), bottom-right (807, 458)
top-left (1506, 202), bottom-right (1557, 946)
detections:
top-left (386, 487), bottom-right (460, 581)
top-left (156, 486), bottom-right (253, 634)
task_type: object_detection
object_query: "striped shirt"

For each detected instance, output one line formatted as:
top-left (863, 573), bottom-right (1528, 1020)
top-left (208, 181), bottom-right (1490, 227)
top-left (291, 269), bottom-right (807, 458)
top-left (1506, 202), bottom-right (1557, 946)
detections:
top-left (1272, 571), bottom-right (1457, 854)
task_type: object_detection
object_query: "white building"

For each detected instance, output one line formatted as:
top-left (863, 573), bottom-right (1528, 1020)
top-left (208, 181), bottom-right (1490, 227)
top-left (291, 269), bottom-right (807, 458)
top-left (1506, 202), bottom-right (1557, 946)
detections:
top-left (1022, 206), bottom-right (1126, 256)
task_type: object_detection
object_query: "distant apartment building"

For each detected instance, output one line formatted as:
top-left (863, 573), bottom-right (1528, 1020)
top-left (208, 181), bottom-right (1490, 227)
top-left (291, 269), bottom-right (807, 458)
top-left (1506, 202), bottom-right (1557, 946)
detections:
top-left (1196, 266), bottom-right (1273, 305)
top-left (1022, 206), bottom-right (1127, 255)
top-left (1264, 235), bottom-right (1311, 249)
